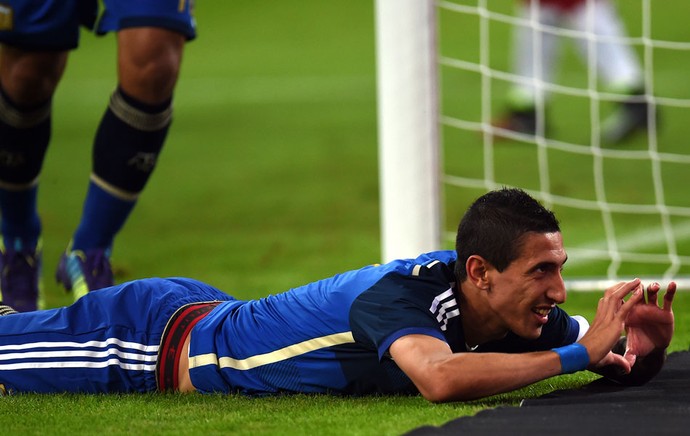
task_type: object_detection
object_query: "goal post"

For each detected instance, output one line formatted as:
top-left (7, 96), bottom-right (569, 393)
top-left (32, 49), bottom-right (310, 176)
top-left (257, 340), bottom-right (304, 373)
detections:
top-left (375, 0), bottom-right (442, 262)
top-left (376, 0), bottom-right (690, 290)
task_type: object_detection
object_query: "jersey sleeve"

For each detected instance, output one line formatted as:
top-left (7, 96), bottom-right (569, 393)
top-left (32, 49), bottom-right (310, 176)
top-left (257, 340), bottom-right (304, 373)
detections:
top-left (348, 273), bottom-right (449, 360)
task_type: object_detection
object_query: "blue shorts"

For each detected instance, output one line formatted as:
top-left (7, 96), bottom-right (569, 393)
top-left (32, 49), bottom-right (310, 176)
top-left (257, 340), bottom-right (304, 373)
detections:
top-left (0, 0), bottom-right (196, 51)
top-left (0, 277), bottom-right (230, 394)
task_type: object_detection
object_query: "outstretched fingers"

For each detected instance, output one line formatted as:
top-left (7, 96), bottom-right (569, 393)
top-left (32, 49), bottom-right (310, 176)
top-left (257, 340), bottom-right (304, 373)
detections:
top-left (646, 282), bottom-right (660, 306)
top-left (663, 281), bottom-right (677, 311)
top-left (601, 279), bottom-right (642, 311)
top-left (618, 282), bottom-right (645, 318)
top-left (609, 279), bottom-right (641, 299)
top-left (594, 280), bottom-right (645, 328)
top-left (585, 280), bottom-right (644, 365)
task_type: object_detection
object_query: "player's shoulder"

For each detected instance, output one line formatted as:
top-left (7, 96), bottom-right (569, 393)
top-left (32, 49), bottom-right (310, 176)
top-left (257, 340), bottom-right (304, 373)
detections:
top-left (373, 250), bottom-right (456, 276)
top-left (291, 250), bottom-right (457, 303)
top-left (397, 250), bottom-right (457, 285)
top-left (361, 250), bottom-right (457, 298)
top-left (411, 250), bottom-right (457, 265)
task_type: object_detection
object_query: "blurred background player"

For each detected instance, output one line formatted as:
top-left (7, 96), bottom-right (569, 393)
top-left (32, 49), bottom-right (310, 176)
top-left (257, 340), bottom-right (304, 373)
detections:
top-left (0, 0), bottom-right (193, 311)
top-left (497, 0), bottom-right (650, 143)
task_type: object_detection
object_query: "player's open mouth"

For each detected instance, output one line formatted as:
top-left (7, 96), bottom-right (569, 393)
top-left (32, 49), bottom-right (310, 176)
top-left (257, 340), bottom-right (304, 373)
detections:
top-left (532, 306), bottom-right (552, 323)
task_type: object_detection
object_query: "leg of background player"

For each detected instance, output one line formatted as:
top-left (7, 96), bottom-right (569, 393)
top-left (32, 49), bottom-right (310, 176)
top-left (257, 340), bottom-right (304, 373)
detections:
top-left (568, 0), bottom-right (649, 144)
top-left (56, 27), bottom-right (186, 300)
top-left (0, 47), bottom-right (68, 311)
top-left (496, 1), bottom-right (562, 136)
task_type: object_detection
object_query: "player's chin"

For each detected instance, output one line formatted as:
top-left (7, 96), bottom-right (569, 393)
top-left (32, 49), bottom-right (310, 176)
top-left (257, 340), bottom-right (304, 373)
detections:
top-left (517, 325), bottom-right (544, 341)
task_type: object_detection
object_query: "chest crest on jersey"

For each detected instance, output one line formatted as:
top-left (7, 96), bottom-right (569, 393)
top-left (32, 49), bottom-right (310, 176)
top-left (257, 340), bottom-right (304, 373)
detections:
top-left (429, 288), bottom-right (460, 331)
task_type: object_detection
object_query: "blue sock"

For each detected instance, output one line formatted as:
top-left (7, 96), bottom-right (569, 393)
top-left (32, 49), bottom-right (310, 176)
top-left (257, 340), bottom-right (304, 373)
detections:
top-left (0, 186), bottom-right (41, 251)
top-left (71, 181), bottom-right (135, 252)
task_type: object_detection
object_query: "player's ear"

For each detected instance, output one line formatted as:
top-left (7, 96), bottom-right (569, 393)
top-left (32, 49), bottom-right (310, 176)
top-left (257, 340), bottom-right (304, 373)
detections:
top-left (466, 255), bottom-right (491, 290)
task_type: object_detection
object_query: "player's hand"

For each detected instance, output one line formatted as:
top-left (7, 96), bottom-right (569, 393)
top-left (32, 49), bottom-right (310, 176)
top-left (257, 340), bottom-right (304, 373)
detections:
top-left (578, 279), bottom-right (645, 371)
top-left (622, 281), bottom-right (676, 366)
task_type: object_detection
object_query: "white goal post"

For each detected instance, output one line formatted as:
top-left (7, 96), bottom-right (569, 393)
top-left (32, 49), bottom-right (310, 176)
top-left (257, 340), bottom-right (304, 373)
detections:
top-left (375, 0), bottom-right (690, 290)
top-left (375, 0), bottom-right (442, 262)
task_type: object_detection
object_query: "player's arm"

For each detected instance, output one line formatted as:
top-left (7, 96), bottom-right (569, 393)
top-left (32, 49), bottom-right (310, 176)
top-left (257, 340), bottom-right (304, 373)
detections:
top-left (389, 334), bottom-right (563, 402)
top-left (391, 280), bottom-right (646, 403)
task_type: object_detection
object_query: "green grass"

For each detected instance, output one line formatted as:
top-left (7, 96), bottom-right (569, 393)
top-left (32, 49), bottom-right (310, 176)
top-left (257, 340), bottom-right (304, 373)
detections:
top-left (1, 393), bottom-right (482, 435)
top-left (1, 0), bottom-right (689, 434)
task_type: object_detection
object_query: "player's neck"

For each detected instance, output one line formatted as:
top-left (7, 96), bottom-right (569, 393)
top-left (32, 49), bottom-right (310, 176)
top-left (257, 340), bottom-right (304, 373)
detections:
top-left (458, 287), bottom-right (509, 347)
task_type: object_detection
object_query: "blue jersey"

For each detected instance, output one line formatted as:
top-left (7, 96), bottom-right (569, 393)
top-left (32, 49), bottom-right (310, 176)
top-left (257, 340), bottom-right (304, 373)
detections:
top-left (187, 251), bottom-right (582, 396)
top-left (0, 0), bottom-right (196, 50)
top-left (0, 251), bottom-right (582, 395)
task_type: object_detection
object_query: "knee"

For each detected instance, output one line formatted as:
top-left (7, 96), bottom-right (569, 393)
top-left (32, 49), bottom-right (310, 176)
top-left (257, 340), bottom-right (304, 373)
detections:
top-left (128, 51), bottom-right (181, 98)
top-left (118, 33), bottom-right (185, 104)
top-left (0, 50), bottom-right (66, 105)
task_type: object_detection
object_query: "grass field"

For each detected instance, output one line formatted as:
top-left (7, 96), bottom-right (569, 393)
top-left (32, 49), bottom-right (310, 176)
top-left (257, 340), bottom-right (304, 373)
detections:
top-left (2, 1), bottom-right (689, 434)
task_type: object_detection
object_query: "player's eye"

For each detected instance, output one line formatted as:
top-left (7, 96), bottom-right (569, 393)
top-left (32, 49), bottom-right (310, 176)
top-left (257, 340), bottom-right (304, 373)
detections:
top-left (532, 263), bottom-right (556, 274)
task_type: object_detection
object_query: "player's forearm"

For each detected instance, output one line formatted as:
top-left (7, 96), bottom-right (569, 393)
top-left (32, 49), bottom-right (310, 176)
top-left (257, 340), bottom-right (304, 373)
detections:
top-left (418, 351), bottom-right (564, 403)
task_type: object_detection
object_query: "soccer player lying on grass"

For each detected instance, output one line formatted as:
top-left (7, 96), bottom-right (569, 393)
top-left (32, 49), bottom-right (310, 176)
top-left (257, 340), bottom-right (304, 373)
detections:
top-left (0, 188), bottom-right (676, 401)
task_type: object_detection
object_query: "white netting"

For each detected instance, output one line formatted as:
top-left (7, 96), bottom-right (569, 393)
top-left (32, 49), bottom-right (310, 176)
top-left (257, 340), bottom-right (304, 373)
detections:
top-left (436, 0), bottom-right (690, 289)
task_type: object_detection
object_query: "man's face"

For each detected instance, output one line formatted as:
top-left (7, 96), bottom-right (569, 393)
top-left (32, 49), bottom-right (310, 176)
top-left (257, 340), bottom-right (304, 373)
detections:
top-left (485, 231), bottom-right (567, 340)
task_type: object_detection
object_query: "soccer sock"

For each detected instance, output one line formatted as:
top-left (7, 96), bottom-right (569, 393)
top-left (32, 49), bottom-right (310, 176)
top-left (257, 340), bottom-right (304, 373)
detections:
top-left (0, 84), bottom-right (50, 251)
top-left (0, 187), bottom-right (42, 251)
top-left (71, 180), bottom-right (135, 252)
top-left (93, 86), bottom-right (172, 193)
top-left (570, 0), bottom-right (643, 91)
top-left (507, 2), bottom-right (561, 113)
top-left (71, 86), bottom-right (171, 253)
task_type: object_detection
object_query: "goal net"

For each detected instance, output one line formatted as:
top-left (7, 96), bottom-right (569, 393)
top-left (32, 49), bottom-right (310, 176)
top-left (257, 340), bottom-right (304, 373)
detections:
top-left (376, 0), bottom-right (690, 290)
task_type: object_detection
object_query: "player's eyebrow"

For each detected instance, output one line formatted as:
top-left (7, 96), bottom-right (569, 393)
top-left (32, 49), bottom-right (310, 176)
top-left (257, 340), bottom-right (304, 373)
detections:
top-left (529, 254), bottom-right (568, 273)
